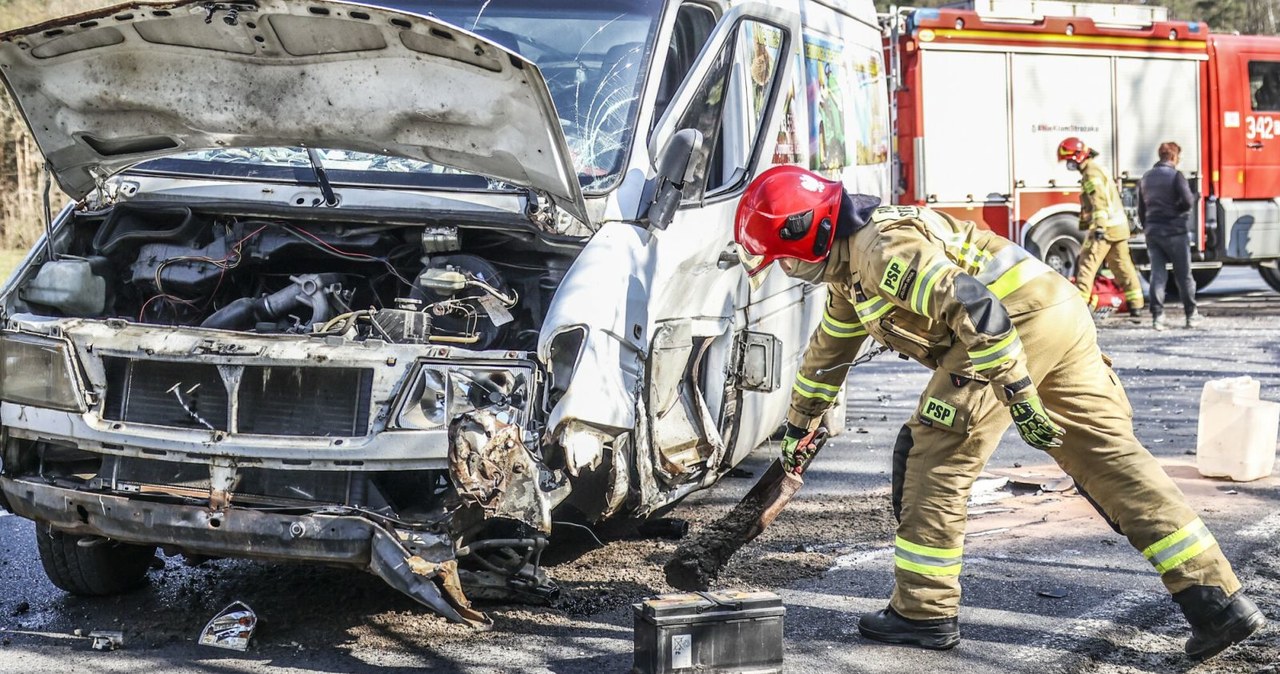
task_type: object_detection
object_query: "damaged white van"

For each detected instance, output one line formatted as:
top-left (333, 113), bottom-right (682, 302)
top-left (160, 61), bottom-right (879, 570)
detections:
top-left (0, 0), bottom-right (888, 624)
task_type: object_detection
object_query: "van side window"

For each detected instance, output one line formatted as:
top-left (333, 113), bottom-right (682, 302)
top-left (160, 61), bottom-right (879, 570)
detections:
top-left (1249, 61), bottom-right (1280, 111)
top-left (655, 4), bottom-right (718, 122)
top-left (668, 20), bottom-right (786, 202)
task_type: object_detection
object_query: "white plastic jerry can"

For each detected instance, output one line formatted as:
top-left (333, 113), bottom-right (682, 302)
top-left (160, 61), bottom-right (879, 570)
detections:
top-left (1196, 376), bottom-right (1280, 482)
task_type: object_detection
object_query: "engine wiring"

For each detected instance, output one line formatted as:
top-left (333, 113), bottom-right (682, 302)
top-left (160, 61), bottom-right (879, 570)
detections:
top-left (139, 220), bottom-right (415, 323)
top-left (140, 223), bottom-right (270, 321)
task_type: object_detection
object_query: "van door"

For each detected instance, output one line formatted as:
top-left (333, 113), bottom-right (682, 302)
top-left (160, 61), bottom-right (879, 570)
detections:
top-left (642, 3), bottom-right (799, 485)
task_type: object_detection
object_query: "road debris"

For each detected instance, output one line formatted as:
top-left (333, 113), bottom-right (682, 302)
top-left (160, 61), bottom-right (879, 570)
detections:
top-left (89, 630), bottom-right (123, 651)
top-left (1037, 588), bottom-right (1069, 599)
top-left (198, 602), bottom-right (258, 652)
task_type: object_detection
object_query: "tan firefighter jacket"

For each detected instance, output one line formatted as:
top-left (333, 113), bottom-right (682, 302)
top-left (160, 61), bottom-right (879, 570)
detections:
top-left (788, 205), bottom-right (1079, 430)
top-left (1079, 160), bottom-right (1132, 243)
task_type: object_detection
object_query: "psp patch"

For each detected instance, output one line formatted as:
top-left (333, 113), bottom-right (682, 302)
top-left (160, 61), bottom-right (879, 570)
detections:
top-left (921, 397), bottom-right (957, 427)
top-left (880, 257), bottom-right (910, 296)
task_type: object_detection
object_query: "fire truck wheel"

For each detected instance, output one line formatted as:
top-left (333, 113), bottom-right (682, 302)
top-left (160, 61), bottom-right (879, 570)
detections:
top-left (1026, 215), bottom-right (1083, 279)
top-left (1140, 266), bottom-right (1220, 296)
top-left (1260, 262), bottom-right (1280, 292)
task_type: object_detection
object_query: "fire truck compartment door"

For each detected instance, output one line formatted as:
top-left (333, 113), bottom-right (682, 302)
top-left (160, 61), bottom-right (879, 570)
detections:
top-left (1219, 199), bottom-right (1280, 261)
top-left (1010, 54), bottom-right (1114, 189)
top-left (919, 50), bottom-right (1010, 203)
top-left (1115, 58), bottom-right (1201, 181)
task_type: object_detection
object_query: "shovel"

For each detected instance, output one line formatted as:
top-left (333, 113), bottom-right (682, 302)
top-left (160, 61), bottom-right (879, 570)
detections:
top-left (663, 428), bottom-right (829, 591)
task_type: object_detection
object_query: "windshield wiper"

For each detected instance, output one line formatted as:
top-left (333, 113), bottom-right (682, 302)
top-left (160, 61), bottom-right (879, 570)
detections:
top-left (305, 148), bottom-right (339, 207)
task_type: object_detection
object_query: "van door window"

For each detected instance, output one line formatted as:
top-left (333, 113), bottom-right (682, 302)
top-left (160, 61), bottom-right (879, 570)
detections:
top-left (655, 4), bottom-right (718, 121)
top-left (707, 22), bottom-right (784, 195)
top-left (668, 20), bottom-right (785, 202)
top-left (1249, 61), bottom-right (1280, 111)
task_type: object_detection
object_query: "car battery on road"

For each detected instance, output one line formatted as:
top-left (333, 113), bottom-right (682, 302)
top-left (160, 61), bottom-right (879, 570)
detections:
top-left (632, 590), bottom-right (785, 674)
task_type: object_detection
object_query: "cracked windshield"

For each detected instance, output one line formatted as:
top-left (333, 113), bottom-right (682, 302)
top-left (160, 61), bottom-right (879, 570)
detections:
top-left (158, 0), bottom-right (662, 192)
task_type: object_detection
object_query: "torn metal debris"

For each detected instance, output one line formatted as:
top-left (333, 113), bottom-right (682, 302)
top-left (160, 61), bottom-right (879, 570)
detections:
top-left (198, 602), bottom-right (258, 652)
top-left (89, 630), bottom-right (123, 651)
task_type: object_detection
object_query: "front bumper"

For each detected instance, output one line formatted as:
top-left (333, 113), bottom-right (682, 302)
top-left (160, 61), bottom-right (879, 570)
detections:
top-left (2, 476), bottom-right (376, 565)
top-left (0, 477), bottom-right (489, 626)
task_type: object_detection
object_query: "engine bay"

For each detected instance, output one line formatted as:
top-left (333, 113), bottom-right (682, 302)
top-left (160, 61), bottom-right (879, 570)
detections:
top-left (12, 204), bottom-right (578, 351)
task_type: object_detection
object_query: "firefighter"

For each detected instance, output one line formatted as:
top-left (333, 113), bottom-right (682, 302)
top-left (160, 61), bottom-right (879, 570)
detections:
top-left (735, 165), bottom-right (1264, 660)
top-left (1058, 137), bottom-right (1145, 318)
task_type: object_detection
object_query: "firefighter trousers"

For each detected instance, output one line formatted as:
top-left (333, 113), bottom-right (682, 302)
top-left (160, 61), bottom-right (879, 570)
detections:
top-left (1074, 236), bottom-right (1145, 310)
top-left (888, 296), bottom-right (1240, 620)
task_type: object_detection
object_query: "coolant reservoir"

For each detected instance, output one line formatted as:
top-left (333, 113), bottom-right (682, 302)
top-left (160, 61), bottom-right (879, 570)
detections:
top-left (1196, 376), bottom-right (1280, 482)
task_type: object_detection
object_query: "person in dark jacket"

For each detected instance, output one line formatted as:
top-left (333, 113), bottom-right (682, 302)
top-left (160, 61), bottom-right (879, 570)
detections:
top-left (1138, 142), bottom-right (1202, 330)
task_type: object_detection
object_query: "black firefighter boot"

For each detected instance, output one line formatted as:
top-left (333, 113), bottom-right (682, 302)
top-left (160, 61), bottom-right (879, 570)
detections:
top-left (857, 606), bottom-right (960, 650)
top-left (1173, 586), bottom-right (1267, 662)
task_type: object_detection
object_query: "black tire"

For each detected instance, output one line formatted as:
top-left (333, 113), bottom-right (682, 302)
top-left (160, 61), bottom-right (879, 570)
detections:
top-left (1193, 267), bottom-right (1221, 291)
top-left (1260, 262), bottom-right (1280, 292)
top-left (35, 526), bottom-right (156, 596)
top-left (1139, 266), bottom-right (1220, 300)
top-left (1026, 215), bottom-right (1083, 279)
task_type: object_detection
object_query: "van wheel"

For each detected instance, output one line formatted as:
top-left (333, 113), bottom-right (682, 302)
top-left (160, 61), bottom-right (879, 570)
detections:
top-left (1260, 262), bottom-right (1280, 292)
top-left (36, 526), bottom-right (155, 596)
top-left (1026, 215), bottom-right (1083, 278)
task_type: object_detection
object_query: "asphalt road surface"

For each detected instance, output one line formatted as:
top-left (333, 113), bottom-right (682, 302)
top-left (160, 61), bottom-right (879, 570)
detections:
top-left (1, 268), bottom-right (1278, 673)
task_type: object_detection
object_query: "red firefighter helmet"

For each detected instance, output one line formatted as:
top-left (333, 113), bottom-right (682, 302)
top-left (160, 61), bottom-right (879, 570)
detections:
top-left (735, 165), bottom-right (844, 277)
top-left (1057, 137), bottom-right (1091, 164)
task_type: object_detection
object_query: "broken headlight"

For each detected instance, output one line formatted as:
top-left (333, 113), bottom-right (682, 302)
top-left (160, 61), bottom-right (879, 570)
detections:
top-left (395, 364), bottom-right (532, 430)
top-left (0, 333), bottom-right (84, 412)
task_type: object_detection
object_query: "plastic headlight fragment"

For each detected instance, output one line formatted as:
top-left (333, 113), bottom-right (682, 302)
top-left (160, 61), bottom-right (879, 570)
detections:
top-left (396, 365), bottom-right (529, 430)
top-left (0, 334), bottom-right (83, 411)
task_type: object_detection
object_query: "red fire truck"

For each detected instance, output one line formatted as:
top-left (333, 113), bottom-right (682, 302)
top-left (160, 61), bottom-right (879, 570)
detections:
top-left (885, 0), bottom-right (1280, 292)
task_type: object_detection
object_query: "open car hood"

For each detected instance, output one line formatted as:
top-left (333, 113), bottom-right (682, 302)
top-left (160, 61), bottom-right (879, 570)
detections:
top-left (0, 0), bottom-right (588, 223)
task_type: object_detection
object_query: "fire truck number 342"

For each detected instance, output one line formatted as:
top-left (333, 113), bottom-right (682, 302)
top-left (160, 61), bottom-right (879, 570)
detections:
top-left (1246, 114), bottom-right (1277, 140)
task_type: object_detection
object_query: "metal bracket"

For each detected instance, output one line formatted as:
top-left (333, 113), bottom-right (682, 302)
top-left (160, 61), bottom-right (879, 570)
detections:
top-left (730, 331), bottom-right (781, 393)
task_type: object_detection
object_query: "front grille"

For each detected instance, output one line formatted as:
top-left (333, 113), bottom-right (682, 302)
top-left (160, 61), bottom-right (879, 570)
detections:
top-left (238, 366), bottom-right (373, 437)
top-left (103, 358), bottom-right (230, 431)
top-left (102, 357), bottom-right (373, 437)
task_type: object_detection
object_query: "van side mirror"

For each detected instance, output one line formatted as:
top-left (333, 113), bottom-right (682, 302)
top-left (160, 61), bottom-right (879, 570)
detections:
top-left (641, 128), bottom-right (703, 231)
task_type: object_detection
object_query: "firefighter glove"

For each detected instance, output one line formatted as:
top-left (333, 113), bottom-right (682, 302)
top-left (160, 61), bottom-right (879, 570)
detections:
top-left (1009, 395), bottom-right (1065, 450)
top-left (781, 422), bottom-right (820, 474)
top-left (1092, 228), bottom-right (1106, 241)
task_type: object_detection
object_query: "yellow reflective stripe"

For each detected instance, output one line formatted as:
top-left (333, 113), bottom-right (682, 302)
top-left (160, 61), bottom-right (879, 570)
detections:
top-left (792, 382), bottom-right (837, 402)
top-left (953, 241), bottom-right (991, 272)
top-left (821, 309), bottom-right (868, 338)
top-left (987, 257), bottom-right (1053, 300)
top-left (1153, 534), bottom-right (1217, 575)
top-left (895, 536), bottom-right (962, 558)
top-left (794, 374), bottom-right (839, 402)
top-left (910, 259), bottom-right (950, 315)
top-left (1144, 518), bottom-right (1218, 574)
top-left (822, 321), bottom-right (868, 339)
top-left (1124, 289), bottom-right (1144, 302)
top-left (969, 332), bottom-right (1023, 372)
top-left (796, 374), bottom-right (840, 394)
top-left (856, 297), bottom-right (893, 322)
top-left (894, 536), bottom-right (963, 576)
top-left (895, 557), bottom-right (963, 576)
top-left (822, 309), bottom-right (861, 330)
